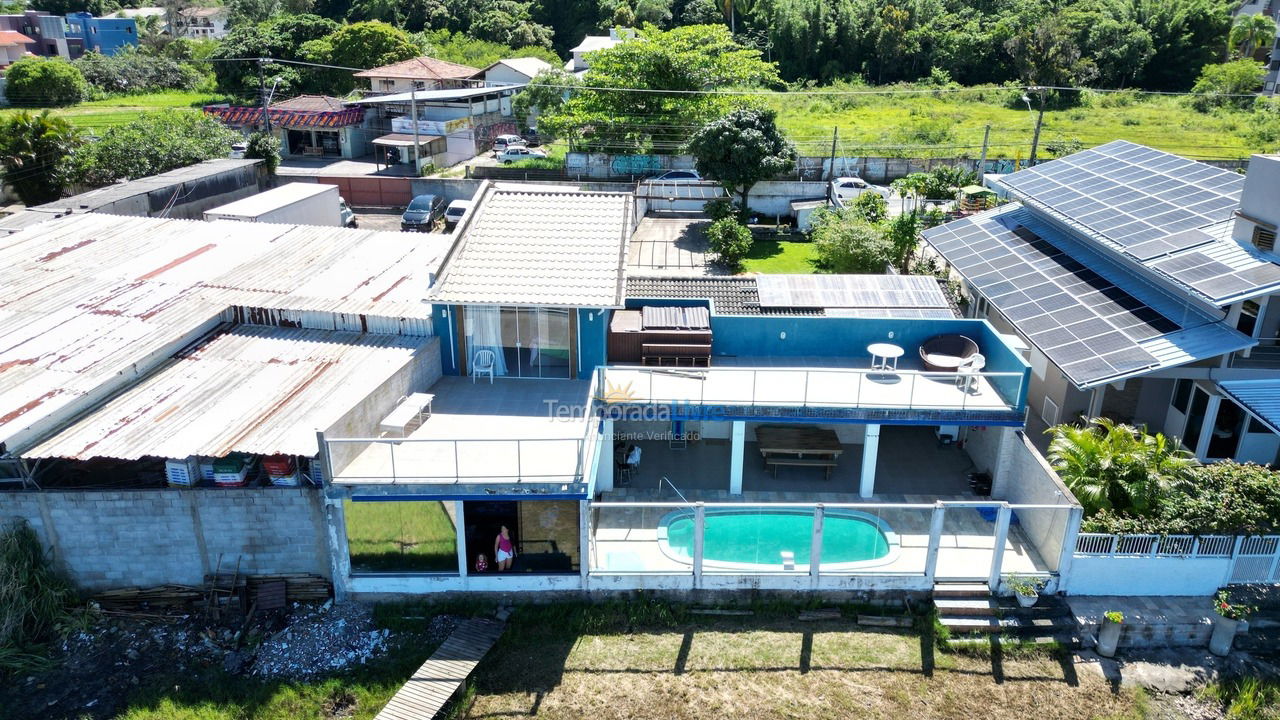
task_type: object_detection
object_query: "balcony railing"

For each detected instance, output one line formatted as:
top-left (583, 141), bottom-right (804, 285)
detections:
top-left (326, 436), bottom-right (587, 485)
top-left (1230, 337), bottom-right (1280, 369)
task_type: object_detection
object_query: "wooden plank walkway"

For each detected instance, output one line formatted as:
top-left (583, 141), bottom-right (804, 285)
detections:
top-left (374, 618), bottom-right (506, 720)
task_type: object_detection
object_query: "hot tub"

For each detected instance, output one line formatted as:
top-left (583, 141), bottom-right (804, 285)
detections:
top-left (657, 507), bottom-right (899, 572)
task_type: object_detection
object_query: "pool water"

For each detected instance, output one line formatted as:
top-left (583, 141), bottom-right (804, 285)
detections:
top-left (661, 508), bottom-right (891, 567)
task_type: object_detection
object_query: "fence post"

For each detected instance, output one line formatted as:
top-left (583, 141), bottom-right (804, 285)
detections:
top-left (1055, 505), bottom-right (1083, 594)
top-left (1223, 535), bottom-right (1245, 587)
top-left (987, 504), bottom-right (1012, 589)
top-left (924, 503), bottom-right (945, 584)
top-left (809, 504), bottom-right (825, 587)
top-left (693, 502), bottom-right (705, 590)
top-left (388, 441), bottom-right (397, 484)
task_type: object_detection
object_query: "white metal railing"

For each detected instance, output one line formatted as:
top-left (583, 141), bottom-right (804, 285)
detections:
top-left (326, 437), bottom-right (586, 484)
top-left (598, 365), bottom-right (1026, 414)
top-left (1076, 533), bottom-right (1280, 584)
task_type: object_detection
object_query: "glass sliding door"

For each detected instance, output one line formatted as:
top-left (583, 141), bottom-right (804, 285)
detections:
top-left (466, 306), bottom-right (574, 378)
top-left (531, 308), bottom-right (571, 379)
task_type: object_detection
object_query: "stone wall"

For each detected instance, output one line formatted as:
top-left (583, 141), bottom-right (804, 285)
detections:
top-left (3, 488), bottom-right (330, 592)
top-left (518, 500), bottom-right (580, 568)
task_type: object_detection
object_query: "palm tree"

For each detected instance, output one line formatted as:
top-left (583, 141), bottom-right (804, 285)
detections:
top-left (0, 111), bottom-right (82, 205)
top-left (1231, 13), bottom-right (1277, 59)
top-left (1046, 418), bottom-right (1197, 516)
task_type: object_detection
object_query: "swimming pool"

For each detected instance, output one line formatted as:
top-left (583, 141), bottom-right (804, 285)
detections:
top-left (657, 507), bottom-right (898, 572)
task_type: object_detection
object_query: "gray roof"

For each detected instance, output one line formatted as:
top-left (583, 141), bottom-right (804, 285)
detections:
top-left (1219, 380), bottom-right (1280, 435)
top-left (429, 186), bottom-right (633, 308)
top-left (624, 275), bottom-right (955, 318)
top-left (349, 86), bottom-right (521, 105)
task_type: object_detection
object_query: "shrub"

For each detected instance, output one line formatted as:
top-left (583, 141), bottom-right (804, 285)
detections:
top-left (244, 131), bottom-right (280, 175)
top-left (4, 57), bottom-right (87, 107)
top-left (705, 217), bottom-right (753, 268)
top-left (1191, 59), bottom-right (1265, 112)
top-left (703, 197), bottom-right (740, 222)
top-left (811, 207), bottom-right (893, 273)
top-left (848, 191), bottom-right (887, 223)
top-left (0, 520), bottom-right (78, 666)
top-left (70, 109), bottom-right (238, 186)
top-left (73, 50), bottom-right (203, 94)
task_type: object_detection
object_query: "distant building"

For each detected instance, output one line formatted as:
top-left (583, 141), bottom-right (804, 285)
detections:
top-left (0, 29), bottom-right (34, 68)
top-left (177, 6), bottom-right (229, 39)
top-left (0, 11), bottom-right (69, 58)
top-left (472, 57), bottom-right (552, 87)
top-left (565, 28), bottom-right (631, 73)
top-left (65, 12), bottom-right (138, 56)
top-left (353, 56), bottom-right (481, 95)
top-left (203, 95), bottom-right (369, 161)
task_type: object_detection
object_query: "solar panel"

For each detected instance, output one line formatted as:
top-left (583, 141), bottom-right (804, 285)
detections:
top-left (753, 274), bottom-right (951, 311)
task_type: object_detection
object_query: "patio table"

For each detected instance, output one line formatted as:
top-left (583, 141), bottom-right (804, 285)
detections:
top-left (755, 425), bottom-right (843, 479)
top-left (867, 342), bottom-right (904, 371)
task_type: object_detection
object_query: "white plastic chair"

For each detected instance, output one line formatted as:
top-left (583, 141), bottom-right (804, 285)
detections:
top-left (955, 353), bottom-right (985, 393)
top-left (472, 349), bottom-right (496, 384)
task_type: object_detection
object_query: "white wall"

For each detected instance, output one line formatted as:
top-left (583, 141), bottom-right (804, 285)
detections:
top-left (1235, 154), bottom-right (1280, 240)
top-left (1069, 556), bottom-right (1231, 596)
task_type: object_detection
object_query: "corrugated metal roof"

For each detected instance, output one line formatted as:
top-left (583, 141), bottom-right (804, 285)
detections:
top-left (24, 326), bottom-right (428, 461)
top-left (429, 186), bottom-right (632, 308)
top-left (755, 274), bottom-right (951, 311)
top-left (624, 275), bottom-right (956, 318)
top-left (641, 305), bottom-right (710, 330)
top-left (0, 214), bottom-right (450, 454)
top-left (1219, 380), bottom-right (1280, 435)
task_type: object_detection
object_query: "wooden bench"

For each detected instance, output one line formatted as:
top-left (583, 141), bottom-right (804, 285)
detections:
top-left (641, 342), bottom-right (711, 367)
top-left (302, 146), bottom-right (324, 157)
top-left (762, 456), bottom-right (840, 480)
top-left (378, 392), bottom-right (434, 437)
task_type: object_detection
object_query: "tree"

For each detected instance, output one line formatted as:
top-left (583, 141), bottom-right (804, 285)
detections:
top-left (680, 0), bottom-right (723, 24)
top-left (208, 15), bottom-right (339, 96)
top-left (245, 130), bottom-right (281, 175)
top-left (4, 57), bottom-right (88, 107)
top-left (326, 21), bottom-right (420, 76)
top-left (882, 210), bottom-right (921, 273)
top-left (705, 217), bottom-right (752, 268)
top-left (1191, 59), bottom-right (1265, 111)
top-left (538, 24), bottom-right (780, 152)
top-left (1046, 418), bottom-right (1197, 517)
top-left (1230, 12), bottom-right (1276, 59)
top-left (513, 68), bottom-right (579, 130)
top-left (847, 191), bottom-right (887, 223)
top-left (416, 29), bottom-right (562, 69)
top-left (0, 111), bottom-right (81, 204)
top-left (471, 0), bottom-right (554, 48)
top-left (810, 208), bottom-right (894, 273)
top-left (70, 109), bottom-right (238, 186)
top-left (685, 108), bottom-right (795, 212)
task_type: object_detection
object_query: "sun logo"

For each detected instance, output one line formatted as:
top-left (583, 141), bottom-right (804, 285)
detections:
top-left (597, 379), bottom-right (637, 403)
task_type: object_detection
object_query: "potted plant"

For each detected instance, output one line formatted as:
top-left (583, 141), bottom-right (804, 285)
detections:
top-left (1005, 574), bottom-right (1046, 608)
top-left (1210, 589), bottom-right (1253, 657)
top-left (1097, 611), bottom-right (1123, 658)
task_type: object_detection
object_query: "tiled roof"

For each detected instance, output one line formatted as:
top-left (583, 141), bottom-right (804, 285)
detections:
top-left (429, 187), bottom-right (633, 307)
top-left (625, 276), bottom-right (820, 316)
top-left (0, 30), bottom-right (34, 45)
top-left (270, 94), bottom-right (346, 112)
top-left (354, 56), bottom-right (480, 80)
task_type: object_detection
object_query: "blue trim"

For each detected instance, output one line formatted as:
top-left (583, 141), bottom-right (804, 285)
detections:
top-left (352, 493), bottom-right (587, 502)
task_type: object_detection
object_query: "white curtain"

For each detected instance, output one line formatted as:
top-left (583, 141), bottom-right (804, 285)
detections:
top-left (467, 305), bottom-right (508, 376)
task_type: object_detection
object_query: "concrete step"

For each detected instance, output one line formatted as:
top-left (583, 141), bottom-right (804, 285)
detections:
top-left (938, 614), bottom-right (1077, 635)
top-left (947, 632), bottom-right (1082, 650)
top-left (931, 582), bottom-right (990, 598)
top-left (934, 597), bottom-right (1073, 619)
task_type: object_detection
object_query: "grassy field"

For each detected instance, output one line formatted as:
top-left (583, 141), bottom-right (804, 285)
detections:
top-left (343, 499), bottom-right (457, 572)
top-left (0, 92), bottom-right (229, 130)
top-left (769, 88), bottom-right (1266, 161)
top-left (743, 237), bottom-right (820, 273)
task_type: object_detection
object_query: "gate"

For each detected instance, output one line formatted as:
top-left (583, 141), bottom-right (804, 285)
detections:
top-left (318, 176), bottom-right (413, 208)
top-left (1229, 536), bottom-right (1280, 584)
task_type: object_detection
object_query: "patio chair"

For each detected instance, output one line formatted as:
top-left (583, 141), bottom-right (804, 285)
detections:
top-left (920, 334), bottom-right (979, 372)
top-left (955, 353), bottom-right (985, 393)
top-left (472, 349), bottom-right (495, 384)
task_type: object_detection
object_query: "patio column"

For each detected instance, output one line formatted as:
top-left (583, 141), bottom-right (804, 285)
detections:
top-left (455, 500), bottom-right (468, 579)
top-left (986, 504), bottom-right (1012, 589)
top-left (859, 424), bottom-right (881, 498)
top-left (597, 419), bottom-right (614, 492)
top-left (729, 421), bottom-right (745, 495)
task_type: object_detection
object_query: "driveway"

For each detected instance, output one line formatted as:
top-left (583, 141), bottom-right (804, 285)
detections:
top-left (627, 216), bottom-right (728, 276)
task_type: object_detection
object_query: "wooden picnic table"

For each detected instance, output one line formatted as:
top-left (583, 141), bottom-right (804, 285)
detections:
top-left (755, 425), bottom-right (843, 479)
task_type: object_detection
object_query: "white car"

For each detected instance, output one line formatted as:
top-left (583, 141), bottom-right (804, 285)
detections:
top-left (443, 199), bottom-right (472, 230)
top-left (492, 134), bottom-right (526, 154)
top-left (650, 169), bottom-right (702, 183)
top-left (497, 146), bottom-right (547, 164)
top-left (830, 176), bottom-right (891, 202)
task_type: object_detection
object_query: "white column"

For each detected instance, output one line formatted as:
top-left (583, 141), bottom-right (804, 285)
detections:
top-left (923, 503), bottom-right (946, 583)
top-left (579, 499), bottom-right (590, 589)
top-left (597, 419), bottom-right (614, 492)
top-left (693, 502), bottom-right (705, 588)
top-left (987, 504), bottom-right (1012, 589)
top-left (809, 504), bottom-right (825, 586)
top-left (729, 420), bottom-right (745, 495)
top-left (455, 500), bottom-right (468, 578)
top-left (1055, 505), bottom-right (1083, 594)
top-left (1087, 385), bottom-right (1107, 419)
top-left (859, 424), bottom-right (881, 498)
top-left (1195, 394), bottom-right (1222, 460)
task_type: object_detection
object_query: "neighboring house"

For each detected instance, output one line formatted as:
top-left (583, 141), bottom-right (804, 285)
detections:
top-left (0, 11), bottom-right (69, 58)
top-left (564, 28), bottom-right (631, 73)
top-left (472, 57), bottom-right (552, 87)
top-left (922, 141), bottom-right (1280, 465)
top-left (353, 56), bottom-right (481, 95)
top-left (349, 85), bottom-right (521, 169)
top-left (64, 12), bottom-right (138, 56)
top-left (1233, 0), bottom-right (1280, 94)
top-left (204, 95), bottom-right (369, 160)
top-left (0, 30), bottom-right (34, 68)
top-left (176, 6), bottom-right (228, 39)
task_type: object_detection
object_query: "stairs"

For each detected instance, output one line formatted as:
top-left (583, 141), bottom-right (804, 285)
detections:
top-left (932, 582), bottom-right (1081, 648)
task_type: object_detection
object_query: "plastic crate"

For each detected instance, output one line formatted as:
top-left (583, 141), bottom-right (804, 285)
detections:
top-left (268, 471), bottom-right (300, 487)
top-left (165, 457), bottom-right (200, 487)
top-left (262, 454), bottom-right (295, 476)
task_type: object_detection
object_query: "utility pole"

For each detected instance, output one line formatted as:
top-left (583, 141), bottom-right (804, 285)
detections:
top-left (409, 87), bottom-right (421, 174)
top-left (256, 58), bottom-right (273, 135)
top-left (826, 127), bottom-right (838, 183)
top-left (1028, 87), bottom-right (1045, 166)
top-left (977, 124), bottom-right (991, 184)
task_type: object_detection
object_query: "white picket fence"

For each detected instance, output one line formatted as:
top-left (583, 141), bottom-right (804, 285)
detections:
top-left (1076, 533), bottom-right (1280, 585)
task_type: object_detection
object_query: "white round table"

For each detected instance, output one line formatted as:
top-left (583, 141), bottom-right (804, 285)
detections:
top-left (867, 342), bottom-right (905, 371)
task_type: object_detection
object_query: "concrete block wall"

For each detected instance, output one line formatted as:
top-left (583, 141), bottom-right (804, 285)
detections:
top-left (4, 488), bottom-right (330, 592)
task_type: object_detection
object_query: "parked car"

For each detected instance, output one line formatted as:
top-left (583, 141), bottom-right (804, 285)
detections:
top-left (649, 170), bottom-right (703, 183)
top-left (520, 127), bottom-right (543, 147)
top-left (401, 194), bottom-right (444, 231)
top-left (493, 134), bottom-right (526, 154)
top-left (229, 141), bottom-right (247, 159)
top-left (497, 146), bottom-right (548, 164)
top-left (830, 176), bottom-right (891, 202)
top-left (339, 196), bottom-right (356, 228)
top-left (443, 199), bottom-right (473, 230)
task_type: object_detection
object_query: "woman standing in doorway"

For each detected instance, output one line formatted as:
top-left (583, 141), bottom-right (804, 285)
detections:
top-left (494, 525), bottom-right (516, 571)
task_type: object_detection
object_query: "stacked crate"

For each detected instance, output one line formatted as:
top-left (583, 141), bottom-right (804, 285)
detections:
top-left (262, 454), bottom-right (299, 486)
top-left (212, 454), bottom-right (252, 487)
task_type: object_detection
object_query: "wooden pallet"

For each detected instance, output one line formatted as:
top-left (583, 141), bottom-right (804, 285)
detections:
top-left (374, 618), bottom-right (505, 720)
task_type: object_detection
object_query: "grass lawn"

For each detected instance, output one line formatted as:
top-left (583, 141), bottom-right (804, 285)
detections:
top-left (0, 91), bottom-right (230, 130)
top-left (743, 237), bottom-right (821, 274)
top-left (770, 89), bottom-right (1263, 161)
top-left (343, 499), bottom-right (457, 572)
top-left (459, 603), bottom-right (1149, 720)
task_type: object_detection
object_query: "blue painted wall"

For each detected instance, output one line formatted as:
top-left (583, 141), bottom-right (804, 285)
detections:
top-left (432, 305), bottom-right (461, 375)
top-left (577, 308), bottom-right (607, 377)
top-left (67, 13), bottom-right (138, 56)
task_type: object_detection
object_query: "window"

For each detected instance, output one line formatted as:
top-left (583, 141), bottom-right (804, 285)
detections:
top-left (1249, 417), bottom-right (1269, 433)
top-left (344, 500), bottom-right (457, 573)
top-left (1237, 300), bottom-right (1261, 337)
top-left (1172, 379), bottom-right (1192, 413)
top-left (1253, 225), bottom-right (1276, 253)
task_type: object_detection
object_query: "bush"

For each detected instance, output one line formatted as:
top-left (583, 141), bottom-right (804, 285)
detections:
top-left (0, 520), bottom-right (78, 669)
top-left (811, 207), bottom-right (893, 273)
top-left (244, 131), bottom-right (280, 175)
top-left (74, 50), bottom-right (203, 94)
top-left (70, 109), bottom-right (238, 186)
top-left (1079, 462), bottom-right (1280, 536)
top-left (4, 57), bottom-right (87, 107)
top-left (706, 217), bottom-right (753, 268)
top-left (1191, 59), bottom-right (1265, 112)
top-left (847, 191), bottom-right (887, 223)
top-left (703, 197), bottom-right (740, 222)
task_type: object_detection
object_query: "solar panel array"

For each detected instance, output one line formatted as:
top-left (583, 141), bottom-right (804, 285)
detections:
top-left (1000, 141), bottom-right (1242, 255)
top-left (755, 274), bottom-right (949, 310)
top-left (923, 209), bottom-right (1179, 386)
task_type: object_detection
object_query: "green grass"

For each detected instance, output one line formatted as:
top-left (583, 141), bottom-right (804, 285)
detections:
top-left (742, 237), bottom-right (820, 274)
top-left (770, 87), bottom-right (1265, 161)
top-left (343, 500), bottom-right (457, 572)
top-left (0, 91), bottom-right (231, 131)
top-left (1201, 677), bottom-right (1280, 719)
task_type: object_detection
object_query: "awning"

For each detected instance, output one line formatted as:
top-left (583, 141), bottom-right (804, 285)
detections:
top-left (1219, 379), bottom-right (1280, 435)
top-left (203, 105), bottom-right (364, 128)
top-left (372, 133), bottom-right (443, 147)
